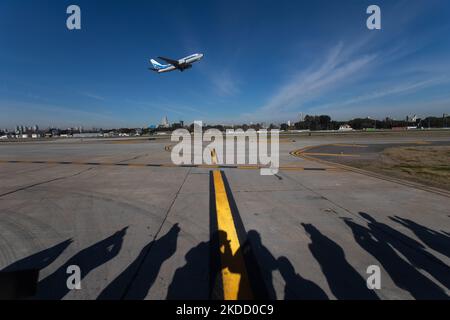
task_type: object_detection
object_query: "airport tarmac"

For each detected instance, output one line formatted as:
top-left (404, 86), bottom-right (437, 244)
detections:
top-left (0, 132), bottom-right (449, 300)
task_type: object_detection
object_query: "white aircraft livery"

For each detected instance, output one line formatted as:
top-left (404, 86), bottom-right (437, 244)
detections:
top-left (149, 53), bottom-right (204, 73)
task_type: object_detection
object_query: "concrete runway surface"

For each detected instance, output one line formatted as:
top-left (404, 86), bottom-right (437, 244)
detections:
top-left (0, 132), bottom-right (449, 300)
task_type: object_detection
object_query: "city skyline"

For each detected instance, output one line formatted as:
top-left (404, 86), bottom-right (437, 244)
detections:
top-left (3, 112), bottom-right (449, 134)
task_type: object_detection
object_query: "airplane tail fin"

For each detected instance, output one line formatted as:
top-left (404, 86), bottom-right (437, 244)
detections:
top-left (150, 59), bottom-right (166, 71)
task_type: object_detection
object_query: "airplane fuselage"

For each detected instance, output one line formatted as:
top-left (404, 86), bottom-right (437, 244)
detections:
top-left (150, 53), bottom-right (204, 73)
top-left (157, 65), bottom-right (177, 73)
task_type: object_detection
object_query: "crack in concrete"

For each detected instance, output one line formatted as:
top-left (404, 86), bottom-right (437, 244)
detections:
top-left (120, 167), bottom-right (191, 299)
top-left (0, 167), bottom-right (94, 198)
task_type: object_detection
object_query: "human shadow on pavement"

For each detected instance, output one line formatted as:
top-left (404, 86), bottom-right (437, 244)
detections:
top-left (237, 230), bottom-right (330, 300)
top-left (239, 230), bottom-right (278, 300)
top-left (36, 227), bottom-right (128, 300)
top-left (2, 239), bottom-right (73, 272)
top-left (390, 215), bottom-right (450, 259)
top-left (167, 230), bottom-right (224, 300)
top-left (167, 229), bottom-right (274, 300)
top-left (221, 229), bottom-right (275, 300)
top-left (0, 239), bottom-right (73, 299)
top-left (344, 215), bottom-right (448, 299)
top-left (168, 228), bottom-right (328, 300)
top-left (277, 256), bottom-right (328, 300)
top-left (98, 223), bottom-right (180, 300)
top-left (166, 241), bottom-right (211, 300)
top-left (302, 223), bottom-right (379, 300)
top-left (358, 212), bottom-right (450, 292)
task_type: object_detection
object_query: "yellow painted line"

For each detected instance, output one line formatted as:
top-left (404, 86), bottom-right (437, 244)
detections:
top-left (198, 165), bottom-right (220, 169)
top-left (330, 143), bottom-right (368, 148)
top-left (279, 166), bottom-right (342, 171)
top-left (302, 152), bottom-right (361, 157)
top-left (295, 145), bottom-right (316, 153)
top-left (213, 171), bottom-right (253, 300)
top-left (298, 149), bottom-right (450, 198)
top-left (160, 163), bottom-right (177, 167)
top-left (407, 141), bottom-right (431, 145)
top-left (0, 158), bottom-right (341, 172)
top-left (125, 163), bottom-right (148, 168)
top-left (211, 148), bottom-right (218, 164)
top-left (79, 162), bottom-right (115, 166)
top-left (237, 166), bottom-right (260, 170)
top-left (279, 167), bottom-right (305, 171)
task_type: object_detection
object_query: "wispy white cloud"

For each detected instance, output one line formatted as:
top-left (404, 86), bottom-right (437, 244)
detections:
top-left (325, 95), bottom-right (450, 121)
top-left (244, 32), bottom-right (449, 123)
top-left (81, 92), bottom-right (106, 101)
top-left (194, 47), bottom-right (241, 97)
top-left (315, 77), bottom-right (449, 111)
top-left (254, 42), bottom-right (377, 118)
top-left (210, 70), bottom-right (240, 96)
top-left (176, 105), bottom-right (208, 117)
top-left (124, 98), bottom-right (208, 120)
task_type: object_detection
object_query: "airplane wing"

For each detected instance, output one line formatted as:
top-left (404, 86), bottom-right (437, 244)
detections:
top-left (158, 57), bottom-right (180, 66)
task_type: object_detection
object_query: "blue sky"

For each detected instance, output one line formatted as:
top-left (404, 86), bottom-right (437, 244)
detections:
top-left (1, 0), bottom-right (450, 128)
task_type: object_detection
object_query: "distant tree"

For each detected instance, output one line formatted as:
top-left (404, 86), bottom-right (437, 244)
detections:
top-left (319, 115), bottom-right (331, 130)
top-left (119, 128), bottom-right (132, 134)
top-left (348, 118), bottom-right (378, 130)
top-left (421, 116), bottom-right (450, 128)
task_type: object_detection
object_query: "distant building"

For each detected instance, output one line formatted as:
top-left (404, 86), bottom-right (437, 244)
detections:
top-left (160, 116), bottom-right (170, 128)
top-left (299, 113), bottom-right (304, 122)
top-left (406, 114), bottom-right (417, 123)
top-left (339, 124), bottom-right (353, 132)
top-left (172, 121), bottom-right (186, 129)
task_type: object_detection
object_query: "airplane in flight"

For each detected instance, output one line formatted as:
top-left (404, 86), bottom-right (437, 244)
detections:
top-left (149, 53), bottom-right (204, 73)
